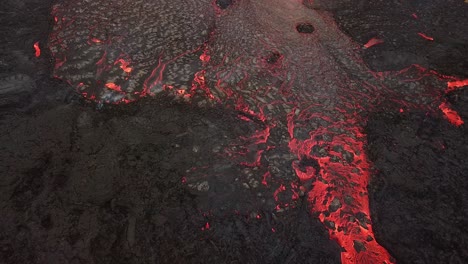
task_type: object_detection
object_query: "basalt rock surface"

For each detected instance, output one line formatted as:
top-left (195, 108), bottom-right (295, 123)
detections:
top-left (1, 0), bottom-right (467, 263)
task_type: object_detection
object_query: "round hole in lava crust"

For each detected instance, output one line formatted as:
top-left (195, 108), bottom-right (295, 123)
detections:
top-left (266, 51), bottom-right (282, 64)
top-left (216, 0), bottom-right (233, 9)
top-left (296, 23), bottom-right (315, 34)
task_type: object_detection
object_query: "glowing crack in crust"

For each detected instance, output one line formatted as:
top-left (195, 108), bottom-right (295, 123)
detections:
top-left (48, 0), bottom-right (466, 263)
top-left (49, 0), bottom-right (215, 102)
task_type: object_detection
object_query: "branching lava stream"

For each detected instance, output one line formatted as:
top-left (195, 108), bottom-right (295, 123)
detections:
top-left (48, 0), bottom-right (466, 263)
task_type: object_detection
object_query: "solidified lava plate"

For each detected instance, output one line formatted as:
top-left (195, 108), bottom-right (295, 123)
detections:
top-left (47, 0), bottom-right (467, 263)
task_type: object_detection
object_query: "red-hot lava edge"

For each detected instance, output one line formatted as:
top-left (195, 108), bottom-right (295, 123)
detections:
top-left (45, 0), bottom-right (467, 263)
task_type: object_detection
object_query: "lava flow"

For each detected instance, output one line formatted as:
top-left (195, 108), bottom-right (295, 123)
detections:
top-left (33, 41), bottom-right (41, 57)
top-left (47, 0), bottom-right (466, 263)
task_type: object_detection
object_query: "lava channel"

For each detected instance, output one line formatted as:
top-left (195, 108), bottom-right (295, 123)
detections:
top-left (48, 0), bottom-right (466, 263)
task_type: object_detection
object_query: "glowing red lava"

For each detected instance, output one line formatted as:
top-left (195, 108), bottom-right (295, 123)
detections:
top-left (418, 32), bottom-right (434, 41)
top-left (33, 41), bottom-right (41, 57)
top-left (105, 82), bottom-right (122, 92)
top-left (47, 1), bottom-right (466, 263)
top-left (363, 37), bottom-right (384, 49)
top-left (447, 79), bottom-right (468, 92)
top-left (439, 102), bottom-right (464, 126)
top-left (439, 79), bottom-right (467, 126)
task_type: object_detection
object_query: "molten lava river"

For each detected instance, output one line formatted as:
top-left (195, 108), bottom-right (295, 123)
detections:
top-left (47, 0), bottom-right (467, 263)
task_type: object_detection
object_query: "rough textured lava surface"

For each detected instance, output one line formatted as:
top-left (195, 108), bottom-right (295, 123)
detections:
top-left (1, 0), bottom-right (467, 263)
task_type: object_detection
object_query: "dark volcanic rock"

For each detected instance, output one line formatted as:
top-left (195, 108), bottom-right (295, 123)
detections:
top-left (333, 0), bottom-right (468, 78)
top-left (1, 0), bottom-right (467, 263)
top-left (367, 105), bottom-right (468, 263)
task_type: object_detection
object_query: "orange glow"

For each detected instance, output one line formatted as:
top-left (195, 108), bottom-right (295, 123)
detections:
top-left (48, 3), bottom-right (466, 262)
top-left (105, 82), bottom-right (122, 92)
top-left (33, 42), bottom-right (41, 57)
top-left (115, 58), bottom-right (133, 73)
top-left (363, 37), bottom-right (384, 49)
top-left (418, 33), bottom-right (434, 41)
top-left (90, 38), bottom-right (102, 43)
top-left (447, 79), bottom-right (468, 92)
top-left (200, 52), bottom-right (211, 63)
top-left (439, 102), bottom-right (464, 126)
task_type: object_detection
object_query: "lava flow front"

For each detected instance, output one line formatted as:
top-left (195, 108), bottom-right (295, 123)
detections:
top-left (47, 0), bottom-right (466, 263)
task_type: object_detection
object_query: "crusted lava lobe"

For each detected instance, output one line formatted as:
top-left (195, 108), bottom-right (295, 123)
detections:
top-left (48, 0), bottom-right (466, 263)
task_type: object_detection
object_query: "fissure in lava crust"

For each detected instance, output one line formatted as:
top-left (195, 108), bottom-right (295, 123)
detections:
top-left (47, 0), bottom-right (466, 263)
